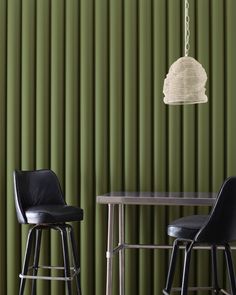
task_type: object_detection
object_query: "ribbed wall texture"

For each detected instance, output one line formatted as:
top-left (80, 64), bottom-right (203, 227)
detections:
top-left (0, 0), bottom-right (236, 294)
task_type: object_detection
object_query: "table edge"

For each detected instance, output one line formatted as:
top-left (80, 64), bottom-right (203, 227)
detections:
top-left (96, 194), bottom-right (216, 206)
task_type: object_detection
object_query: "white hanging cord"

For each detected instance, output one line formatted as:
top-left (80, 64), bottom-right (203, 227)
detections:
top-left (185, 0), bottom-right (190, 56)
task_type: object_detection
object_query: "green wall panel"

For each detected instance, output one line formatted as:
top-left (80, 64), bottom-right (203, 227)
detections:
top-left (182, 0), bottom-right (196, 289)
top-left (51, 1), bottom-right (65, 294)
top-left (153, 0), bottom-right (167, 293)
top-left (211, 0), bottom-right (225, 289)
top-left (0, 0), bottom-right (235, 294)
top-left (196, 0), bottom-right (211, 293)
top-left (167, 0), bottom-right (182, 288)
top-left (226, 0), bottom-right (236, 177)
top-left (80, 0), bottom-right (95, 294)
top-left (139, 0), bottom-right (153, 294)
top-left (7, 0), bottom-right (21, 294)
top-left (65, 1), bottom-right (80, 293)
top-left (226, 0), bottom-right (236, 291)
top-left (21, 1), bottom-right (36, 294)
top-left (0, 0), bottom-right (6, 293)
top-left (124, 0), bottom-right (138, 294)
top-left (36, 1), bottom-right (51, 293)
top-left (109, 1), bottom-right (123, 294)
top-left (95, 0), bottom-right (109, 294)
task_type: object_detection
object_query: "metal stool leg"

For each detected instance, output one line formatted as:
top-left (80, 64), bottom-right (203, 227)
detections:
top-left (19, 228), bottom-right (35, 295)
top-left (60, 226), bottom-right (72, 295)
top-left (69, 225), bottom-right (82, 295)
top-left (31, 229), bottom-right (42, 295)
top-left (211, 245), bottom-right (220, 294)
top-left (163, 239), bottom-right (180, 294)
top-left (225, 244), bottom-right (236, 295)
top-left (181, 242), bottom-right (193, 295)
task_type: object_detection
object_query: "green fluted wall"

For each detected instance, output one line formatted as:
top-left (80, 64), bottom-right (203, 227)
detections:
top-left (0, 0), bottom-right (236, 294)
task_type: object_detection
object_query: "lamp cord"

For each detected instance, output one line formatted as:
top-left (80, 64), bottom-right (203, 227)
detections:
top-left (185, 0), bottom-right (190, 56)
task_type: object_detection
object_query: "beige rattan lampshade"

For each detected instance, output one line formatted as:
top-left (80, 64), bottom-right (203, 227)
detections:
top-left (163, 56), bottom-right (208, 105)
top-left (163, 0), bottom-right (208, 105)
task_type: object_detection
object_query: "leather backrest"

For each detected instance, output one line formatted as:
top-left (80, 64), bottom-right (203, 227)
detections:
top-left (13, 169), bottom-right (66, 224)
top-left (196, 176), bottom-right (236, 244)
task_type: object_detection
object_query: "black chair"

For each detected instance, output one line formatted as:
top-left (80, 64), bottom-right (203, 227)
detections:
top-left (163, 177), bottom-right (236, 295)
top-left (13, 169), bottom-right (83, 295)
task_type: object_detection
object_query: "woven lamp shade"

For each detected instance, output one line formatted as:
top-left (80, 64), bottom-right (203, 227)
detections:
top-left (163, 56), bottom-right (208, 105)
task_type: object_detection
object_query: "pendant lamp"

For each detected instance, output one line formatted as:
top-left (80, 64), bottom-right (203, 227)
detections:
top-left (163, 0), bottom-right (208, 105)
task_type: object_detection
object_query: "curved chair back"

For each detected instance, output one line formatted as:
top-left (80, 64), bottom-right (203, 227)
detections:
top-left (196, 176), bottom-right (236, 244)
top-left (13, 169), bottom-right (66, 224)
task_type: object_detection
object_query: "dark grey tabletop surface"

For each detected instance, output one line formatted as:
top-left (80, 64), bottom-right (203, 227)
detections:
top-left (96, 191), bottom-right (217, 206)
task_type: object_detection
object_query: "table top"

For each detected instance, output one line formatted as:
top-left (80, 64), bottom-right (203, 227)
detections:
top-left (96, 191), bottom-right (217, 206)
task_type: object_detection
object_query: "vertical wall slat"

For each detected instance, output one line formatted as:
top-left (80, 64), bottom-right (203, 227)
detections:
top-left (124, 0), bottom-right (138, 294)
top-left (80, 0), bottom-right (95, 294)
top-left (36, 0), bottom-right (51, 293)
top-left (226, 0), bottom-right (236, 177)
top-left (0, 0), bottom-right (6, 293)
top-left (167, 0), bottom-right (182, 188)
top-left (109, 0), bottom-right (123, 190)
top-left (167, 0), bottom-right (182, 286)
top-left (95, 0), bottom-right (109, 294)
top-left (153, 0), bottom-right (167, 292)
top-left (21, 0), bottom-right (36, 170)
top-left (36, 0), bottom-right (50, 169)
top-left (7, 0), bottom-right (21, 294)
top-left (183, 0), bottom-right (196, 205)
top-left (21, 1), bottom-right (36, 294)
top-left (197, 0), bottom-right (211, 191)
top-left (139, 0), bottom-right (153, 294)
top-left (211, 0), bottom-right (225, 289)
top-left (211, 1), bottom-right (225, 189)
top-left (182, 0), bottom-right (196, 288)
top-left (50, 0), bottom-right (65, 179)
top-left (65, 0), bottom-right (79, 207)
top-left (196, 0), bottom-right (211, 293)
top-left (50, 1), bottom-right (65, 294)
top-left (109, 0), bottom-right (124, 293)
top-left (226, 0), bottom-right (236, 290)
top-left (65, 1), bottom-right (80, 294)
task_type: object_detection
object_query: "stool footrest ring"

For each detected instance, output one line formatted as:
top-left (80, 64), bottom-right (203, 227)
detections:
top-left (163, 287), bottom-right (230, 295)
top-left (19, 267), bottom-right (80, 281)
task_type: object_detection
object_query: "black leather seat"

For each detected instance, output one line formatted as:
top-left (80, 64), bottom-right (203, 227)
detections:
top-left (163, 177), bottom-right (236, 295)
top-left (13, 169), bottom-right (83, 295)
top-left (167, 215), bottom-right (208, 240)
top-left (25, 205), bottom-right (83, 224)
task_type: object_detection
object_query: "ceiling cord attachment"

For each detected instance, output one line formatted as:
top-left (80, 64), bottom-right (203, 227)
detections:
top-left (185, 0), bottom-right (190, 57)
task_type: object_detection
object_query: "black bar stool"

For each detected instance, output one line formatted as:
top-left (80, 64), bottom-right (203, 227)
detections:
top-left (13, 169), bottom-right (83, 295)
top-left (163, 177), bottom-right (236, 295)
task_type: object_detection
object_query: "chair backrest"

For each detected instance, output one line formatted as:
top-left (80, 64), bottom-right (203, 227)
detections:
top-left (196, 176), bottom-right (236, 244)
top-left (13, 169), bottom-right (66, 224)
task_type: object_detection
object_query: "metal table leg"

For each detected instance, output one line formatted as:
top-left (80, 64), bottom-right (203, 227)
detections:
top-left (106, 204), bottom-right (115, 295)
top-left (119, 204), bottom-right (125, 295)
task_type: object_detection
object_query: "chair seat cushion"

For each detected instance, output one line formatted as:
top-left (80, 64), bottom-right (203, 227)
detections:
top-left (168, 215), bottom-right (209, 240)
top-left (25, 205), bottom-right (83, 224)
